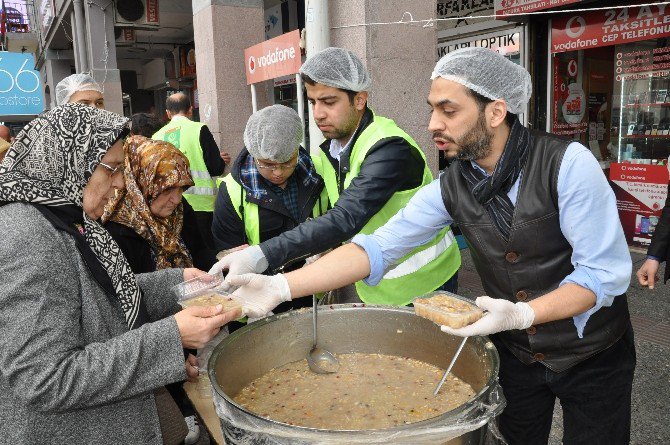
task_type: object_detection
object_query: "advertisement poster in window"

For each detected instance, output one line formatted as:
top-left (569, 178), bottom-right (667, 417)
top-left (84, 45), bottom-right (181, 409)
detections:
top-left (552, 54), bottom-right (587, 137)
top-left (610, 162), bottom-right (669, 247)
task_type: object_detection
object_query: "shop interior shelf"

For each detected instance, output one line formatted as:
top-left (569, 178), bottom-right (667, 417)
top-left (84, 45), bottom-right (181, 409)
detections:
top-left (624, 103), bottom-right (670, 108)
top-left (622, 135), bottom-right (670, 138)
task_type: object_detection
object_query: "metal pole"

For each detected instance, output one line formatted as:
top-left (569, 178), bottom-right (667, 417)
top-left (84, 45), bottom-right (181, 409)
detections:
top-left (250, 84), bottom-right (258, 113)
top-left (304, 0), bottom-right (329, 154)
top-left (296, 73), bottom-right (305, 145)
top-left (72, 0), bottom-right (88, 72)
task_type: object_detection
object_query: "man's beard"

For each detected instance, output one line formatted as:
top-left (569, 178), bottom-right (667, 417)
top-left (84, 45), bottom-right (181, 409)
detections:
top-left (319, 107), bottom-right (360, 141)
top-left (438, 112), bottom-right (493, 161)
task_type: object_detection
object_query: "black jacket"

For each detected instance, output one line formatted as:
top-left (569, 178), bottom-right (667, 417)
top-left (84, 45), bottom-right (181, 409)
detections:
top-left (212, 147), bottom-right (326, 269)
top-left (105, 198), bottom-right (217, 273)
top-left (259, 107), bottom-right (425, 272)
top-left (647, 190), bottom-right (670, 283)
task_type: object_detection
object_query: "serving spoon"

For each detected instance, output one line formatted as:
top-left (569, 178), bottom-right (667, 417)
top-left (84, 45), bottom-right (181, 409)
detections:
top-left (434, 336), bottom-right (468, 396)
top-left (307, 294), bottom-right (340, 374)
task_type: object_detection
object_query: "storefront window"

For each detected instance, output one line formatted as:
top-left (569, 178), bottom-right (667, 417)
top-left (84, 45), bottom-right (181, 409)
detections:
top-left (550, 4), bottom-right (670, 247)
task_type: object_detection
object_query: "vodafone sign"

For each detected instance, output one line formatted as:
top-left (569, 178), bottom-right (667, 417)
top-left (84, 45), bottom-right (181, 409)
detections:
top-left (244, 30), bottom-right (301, 85)
top-left (552, 5), bottom-right (670, 53)
top-left (495, 0), bottom-right (580, 17)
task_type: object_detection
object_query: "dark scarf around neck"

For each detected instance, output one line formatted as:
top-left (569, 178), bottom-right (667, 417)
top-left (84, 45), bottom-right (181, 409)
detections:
top-left (458, 117), bottom-right (532, 241)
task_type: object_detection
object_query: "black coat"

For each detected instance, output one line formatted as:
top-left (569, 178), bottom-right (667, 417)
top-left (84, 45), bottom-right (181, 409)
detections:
top-left (105, 198), bottom-right (217, 274)
top-left (647, 190), bottom-right (670, 283)
top-left (259, 107), bottom-right (426, 273)
top-left (212, 147), bottom-right (326, 316)
top-left (212, 147), bottom-right (326, 271)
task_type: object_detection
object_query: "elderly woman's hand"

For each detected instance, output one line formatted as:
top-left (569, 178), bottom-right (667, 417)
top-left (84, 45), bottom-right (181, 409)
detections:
top-left (183, 267), bottom-right (208, 281)
top-left (185, 354), bottom-right (199, 383)
top-left (174, 305), bottom-right (242, 349)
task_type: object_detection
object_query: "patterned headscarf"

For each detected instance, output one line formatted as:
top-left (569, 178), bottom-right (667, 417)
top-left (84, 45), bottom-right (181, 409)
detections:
top-left (0, 104), bottom-right (144, 329)
top-left (103, 135), bottom-right (195, 269)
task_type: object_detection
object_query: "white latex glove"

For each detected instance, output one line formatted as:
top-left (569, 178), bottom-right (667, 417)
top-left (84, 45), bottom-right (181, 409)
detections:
top-left (208, 245), bottom-right (269, 290)
top-left (247, 311), bottom-right (274, 324)
top-left (440, 296), bottom-right (535, 337)
top-left (227, 273), bottom-right (292, 318)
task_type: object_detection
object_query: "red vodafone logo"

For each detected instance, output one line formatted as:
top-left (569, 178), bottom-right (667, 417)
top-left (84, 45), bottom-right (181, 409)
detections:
top-left (565, 16), bottom-right (586, 38)
top-left (248, 56), bottom-right (256, 74)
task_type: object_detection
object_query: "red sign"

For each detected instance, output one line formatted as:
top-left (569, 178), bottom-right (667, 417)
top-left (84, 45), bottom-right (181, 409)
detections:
top-left (552, 4), bottom-right (670, 53)
top-left (244, 30), bottom-right (301, 85)
top-left (495, 0), bottom-right (580, 17)
top-left (610, 163), bottom-right (669, 247)
top-left (146, 0), bottom-right (159, 24)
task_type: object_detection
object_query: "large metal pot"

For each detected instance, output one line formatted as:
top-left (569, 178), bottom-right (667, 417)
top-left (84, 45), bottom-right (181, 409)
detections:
top-left (209, 304), bottom-right (505, 444)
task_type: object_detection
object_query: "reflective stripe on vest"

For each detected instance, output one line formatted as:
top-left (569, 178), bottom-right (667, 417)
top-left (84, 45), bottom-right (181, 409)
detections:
top-left (314, 112), bottom-right (460, 306)
top-left (153, 119), bottom-right (216, 212)
top-left (222, 171), bottom-right (328, 246)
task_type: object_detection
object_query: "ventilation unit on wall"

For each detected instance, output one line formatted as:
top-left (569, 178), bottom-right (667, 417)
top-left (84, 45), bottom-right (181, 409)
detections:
top-left (114, 27), bottom-right (137, 47)
top-left (114, 0), bottom-right (159, 28)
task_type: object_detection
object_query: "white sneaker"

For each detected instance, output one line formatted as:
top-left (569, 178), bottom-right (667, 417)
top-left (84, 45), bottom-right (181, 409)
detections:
top-left (183, 415), bottom-right (200, 445)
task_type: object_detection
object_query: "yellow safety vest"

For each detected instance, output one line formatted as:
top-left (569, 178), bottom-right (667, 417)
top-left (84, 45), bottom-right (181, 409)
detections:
top-left (220, 172), bottom-right (328, 246)
top-left (153, 118), bottom-right (217, 212)
top-left (315, 112), bottom-right (461, 305)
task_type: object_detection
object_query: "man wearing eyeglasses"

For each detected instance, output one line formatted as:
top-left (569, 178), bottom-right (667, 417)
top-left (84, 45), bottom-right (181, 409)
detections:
top-left (210, 47), bottom-right (460, 306)
top-left (212, 105), bottom-right (327, 319)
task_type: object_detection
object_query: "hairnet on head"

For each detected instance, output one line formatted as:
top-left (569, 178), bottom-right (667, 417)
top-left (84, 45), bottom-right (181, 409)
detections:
top-left (244, 105), bottom-right (303, 163)
top-left (300, 47), bottom-right (371, 92)
top-left (431, 48), bottom-right (532, 115)
top-left (55, 73), bottom-right (103, 105)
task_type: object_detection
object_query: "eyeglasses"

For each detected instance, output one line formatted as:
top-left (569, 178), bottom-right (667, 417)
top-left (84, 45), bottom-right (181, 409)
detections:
top-left (255, 158), bottom-right (298, 172)
top-left (98, 161), bottom-right (123, 176)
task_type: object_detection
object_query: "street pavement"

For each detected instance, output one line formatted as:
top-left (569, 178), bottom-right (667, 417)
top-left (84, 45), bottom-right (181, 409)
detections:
top-left (457, 248), bottom-right (670, 445)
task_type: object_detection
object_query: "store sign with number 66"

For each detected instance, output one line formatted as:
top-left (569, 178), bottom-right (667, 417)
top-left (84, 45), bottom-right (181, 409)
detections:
top-left (0, 52), bottom-right (44, 116)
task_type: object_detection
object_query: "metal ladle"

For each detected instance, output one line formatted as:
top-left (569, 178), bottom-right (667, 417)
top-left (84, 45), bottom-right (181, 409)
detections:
top-left (434, 336), bottom-right (468, 396)
top-left (307, 295), bottom-right (340, 374)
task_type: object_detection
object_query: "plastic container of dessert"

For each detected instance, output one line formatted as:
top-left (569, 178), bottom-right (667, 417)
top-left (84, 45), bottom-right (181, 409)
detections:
top-left (413, 291), bottom-right (483, 328)
top-left (173, 273), bottom-right (242, 311)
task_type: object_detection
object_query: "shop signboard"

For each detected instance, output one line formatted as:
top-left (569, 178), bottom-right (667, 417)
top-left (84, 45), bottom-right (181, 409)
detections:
top-left (551, 4), bottom-right (670, 54)
top-left (437, 0), bottom-right (494, 29)
top-left (0, 52), bottom-right (44, 116)
top-left (495, 0), bottom-right (580, 17)
top-left (437, 29), bottom-right (520, 60)
top-left (610, 162), bottom-right (669, 247)
top-left (244, 30), bottom-right (301, 85)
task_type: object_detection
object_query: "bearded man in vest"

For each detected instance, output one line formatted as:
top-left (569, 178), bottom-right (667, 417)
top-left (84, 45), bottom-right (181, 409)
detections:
top-left (223, 48), bottom-right (635, 444)
top-left (212, 105), bottom-right (326, 323)
top-left (210, 47), bottom-right (460, 307)
top-left (153, 92), bottom-right (230, 246)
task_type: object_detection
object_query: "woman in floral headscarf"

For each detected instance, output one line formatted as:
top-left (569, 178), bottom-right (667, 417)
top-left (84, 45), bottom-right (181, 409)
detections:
top-left (0, 104), bottom-right (239, 445)
top-left (102, 136), bottom-right (217, 444)
top-left (104, 135), bottom-right (216, 273)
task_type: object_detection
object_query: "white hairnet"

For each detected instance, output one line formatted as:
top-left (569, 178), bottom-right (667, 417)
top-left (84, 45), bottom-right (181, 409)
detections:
top-left (431, 48), bottom-right (532, 115)
top-left (55, 73), bottom-right (103, 105)
top-left (244, 105), bottom-right (303, 163)
top-left (300, 47), bottom-right (371, 92)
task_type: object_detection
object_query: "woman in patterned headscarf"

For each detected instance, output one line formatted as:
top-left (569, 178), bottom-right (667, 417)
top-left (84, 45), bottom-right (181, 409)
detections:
top-left (102, 136), bottom-right (217, 444)
top-left (104, 135), bottom-right (215, 272)
top-left (0, 104), bottom-right (239, 445)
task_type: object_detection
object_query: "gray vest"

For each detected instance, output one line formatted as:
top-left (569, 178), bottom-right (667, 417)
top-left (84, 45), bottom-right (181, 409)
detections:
top-left (440, 132), bottom-right (630, 372)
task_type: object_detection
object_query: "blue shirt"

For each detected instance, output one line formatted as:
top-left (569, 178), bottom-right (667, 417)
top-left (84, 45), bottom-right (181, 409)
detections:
top-left (352, 142), bottom-right (631, 338)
